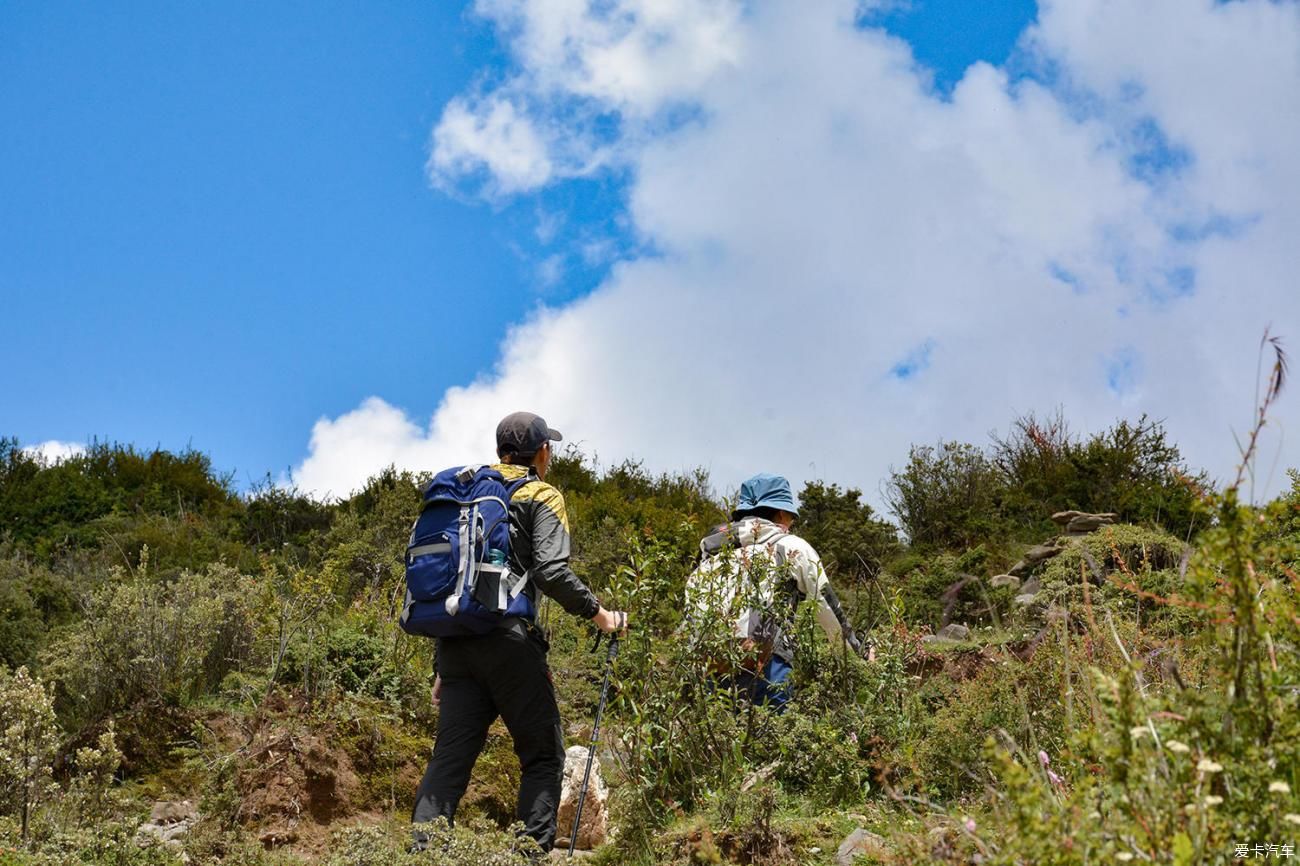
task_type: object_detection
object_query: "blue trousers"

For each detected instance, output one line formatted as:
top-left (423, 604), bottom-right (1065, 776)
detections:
top-left (734, 655), bottom-right (794, 712)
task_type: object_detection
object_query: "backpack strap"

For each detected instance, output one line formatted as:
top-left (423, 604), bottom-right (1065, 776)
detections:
top-left (502, 473), bottom-right (537, 600)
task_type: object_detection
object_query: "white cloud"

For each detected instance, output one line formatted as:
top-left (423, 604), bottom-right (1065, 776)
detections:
top-left (296, 0), bottom-right (1300, 508)
top-left (430, 95), bottom-right (555, 195)
top-left (23, 440), bottom-right (86, 464)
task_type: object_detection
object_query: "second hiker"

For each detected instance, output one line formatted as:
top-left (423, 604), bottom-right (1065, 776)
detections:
top-left (685, 472), bottom-right (868, 710)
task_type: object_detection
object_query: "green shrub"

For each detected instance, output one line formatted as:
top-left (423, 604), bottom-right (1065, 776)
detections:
top-left (907, 638), bottom-right (1070, 800)
top-left (1032, 524), bottom-right (1193, 632)
top-left (0, 556), bottom-right (74, 670)
top-left (0, 668), bottom-right (60, 840)
top-left (41, 563), bottom-right (257, 724)
top-left (885, 442), bottom-right (1009, 552)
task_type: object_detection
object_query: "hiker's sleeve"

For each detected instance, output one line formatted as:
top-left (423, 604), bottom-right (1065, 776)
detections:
top-left (527, 485), bottom-right (601, 619)
top-left (788, 539), bottom-right (854, 649)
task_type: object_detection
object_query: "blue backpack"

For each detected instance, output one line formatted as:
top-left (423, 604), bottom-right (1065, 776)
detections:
top-left (399, 465), bottom-right (536, 638)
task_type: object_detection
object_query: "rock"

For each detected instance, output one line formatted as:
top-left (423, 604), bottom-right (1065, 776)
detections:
top-left (555, 745), bottom-right (609, 851)
top-left (1052, 510), bottom-right (1118, 534)
top-left (935, 623), bottom-right (971, 642)
top-left (1013, 580), bottom-right (1040, 607)
top-left (1022, 543), bottom-right (1065, 564)
top-left (1050, 510), bottom-right (1086, 526)
top-left (837, 828), bottom-right (887, 865)
top-left (149, 800), bottom-right (196, 825)
top-left (1066, 514), bottom-right (1118, 535)
top-left (136, 817), bottom-right (196, 850)
top-left (989, 574), bottom-right (1020, 589)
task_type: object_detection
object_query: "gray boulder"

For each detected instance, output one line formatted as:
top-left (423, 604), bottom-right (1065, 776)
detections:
top-left (935, 623), bottom-right (971, 642)
top-left (837, 828), bottom-right (887, 865)
top-left (1023, 542), bottom-right (1065, 564)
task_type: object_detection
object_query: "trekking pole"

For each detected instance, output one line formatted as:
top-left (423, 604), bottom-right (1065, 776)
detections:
top-left (568, 632), bottom-right (620, 857)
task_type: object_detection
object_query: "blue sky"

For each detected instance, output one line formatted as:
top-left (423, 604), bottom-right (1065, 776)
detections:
top-left (0, 1), bottom-right (1041, 486)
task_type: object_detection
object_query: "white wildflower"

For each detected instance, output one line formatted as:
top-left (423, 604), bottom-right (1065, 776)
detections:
top-left (1285, 814), bottom-right (1300, 826)
top-left (1117, 853), bottom-right (1134, 862)
top-left (1270, 781), bottom-right (1291, 794)
top-left (1166, 740), bottom-right (1191, 754)
top-left (1204, 795), bottom-right (1223, 807)
top-left (1130, 726), bottom-right (1149, 739)
top-left (1196, 759), bottom-right (1223, 773)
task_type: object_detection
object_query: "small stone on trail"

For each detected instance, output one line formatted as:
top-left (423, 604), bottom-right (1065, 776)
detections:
top-left (837, 828), bottom-right (887, 865)
top-left (935, 623), bottom-right (971, 642)
top-left (136, 802), bottom-right (199, 850)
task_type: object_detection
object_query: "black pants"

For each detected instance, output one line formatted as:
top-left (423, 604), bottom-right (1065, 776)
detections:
top-left (412, 622), bottom-right (565, 851)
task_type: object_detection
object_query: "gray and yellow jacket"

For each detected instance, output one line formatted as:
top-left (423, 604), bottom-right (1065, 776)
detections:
top-left (494, 463), bottom-right (601, 621)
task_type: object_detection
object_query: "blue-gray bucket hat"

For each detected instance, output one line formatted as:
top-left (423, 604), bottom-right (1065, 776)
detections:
top-left (733, 472), bottom-right (799, 518)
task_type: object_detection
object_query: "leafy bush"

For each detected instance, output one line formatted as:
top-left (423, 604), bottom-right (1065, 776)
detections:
top-left (0, 668), bottom-right (60, 840)
top-left (886, 414), bottom-right (1206, 553)
top-left (906, 637), bottom-right (1071, 800)
top-left (1031, 524), bottom-right (1193, 632)
top-left (0, 439), bottom-right (238, 557)
top-left (992, 412), bottom-right (1206, 541)
top-left (885, 442), bottom-right (1008, 552)
top-left (0, 555), bottom-right (74, 670)
top-left (795, 481), bottom-right (900, 582)
top-left (41, 562), bottom-right (257, 724)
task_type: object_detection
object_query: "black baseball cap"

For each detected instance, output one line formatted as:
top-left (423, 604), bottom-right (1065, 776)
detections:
top-left (495, 411), bottom-right (563, 458)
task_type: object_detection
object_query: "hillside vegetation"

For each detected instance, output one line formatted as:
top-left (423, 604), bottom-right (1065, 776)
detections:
top-left (1, 401), bottom-right (1297, 865)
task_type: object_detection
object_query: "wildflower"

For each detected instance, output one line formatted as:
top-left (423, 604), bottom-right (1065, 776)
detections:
top-left (1130, 726), bottom-right (1149, 739)
top-left (1286, 814), bottom-right (1300, 826)
top-left (1196, 759), bottom-right (1223, 774)
top-left (1166, 740), bottom-right (1190, 754)
top-left (1038, 750), bottom-right (1051, 768)
top-left (1117, 853), bottom-right (1134, 862)
top-left (1270, 781), bottom-right (1291, 794)
top-left (1204, 795), bottom-right (1223, 807)
top-left (963, 817), bottom-right (976, 833)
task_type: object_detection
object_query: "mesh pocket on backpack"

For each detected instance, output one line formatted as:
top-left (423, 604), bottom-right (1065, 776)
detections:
top-left (405, 535), bottom-right (455, 600)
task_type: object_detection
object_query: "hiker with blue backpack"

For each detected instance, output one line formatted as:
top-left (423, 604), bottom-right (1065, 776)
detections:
top-left (402, 411), bottom-right (628, 854)
top-left (684, 473), bottom-right (871, 711)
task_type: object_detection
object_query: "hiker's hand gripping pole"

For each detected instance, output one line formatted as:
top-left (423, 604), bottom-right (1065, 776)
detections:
top-left (568, 631), bottom-right (620, 857)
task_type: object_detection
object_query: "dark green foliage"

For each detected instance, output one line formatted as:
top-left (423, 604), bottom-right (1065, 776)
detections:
top-left (554, 451), bottom-right (723, 629)
top-left (0, 554), bottom-right (75, 669)
top-left (0, 439), bottom-right (238, 556)
top-left (241, 478), bottom-right (332, 554)
top-left (887, 414), bottom-right (1206, 552)
top-left (320, 467), bottom-right (424, 605)
top-left (886, 441), bottom-right (1008, 552)
top-left (885, 547), bottom-right (1007, 629)
top-left (991, 412), bottom-right (1205, 540)
top-left (794, 481), bottom-right (900, 582)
